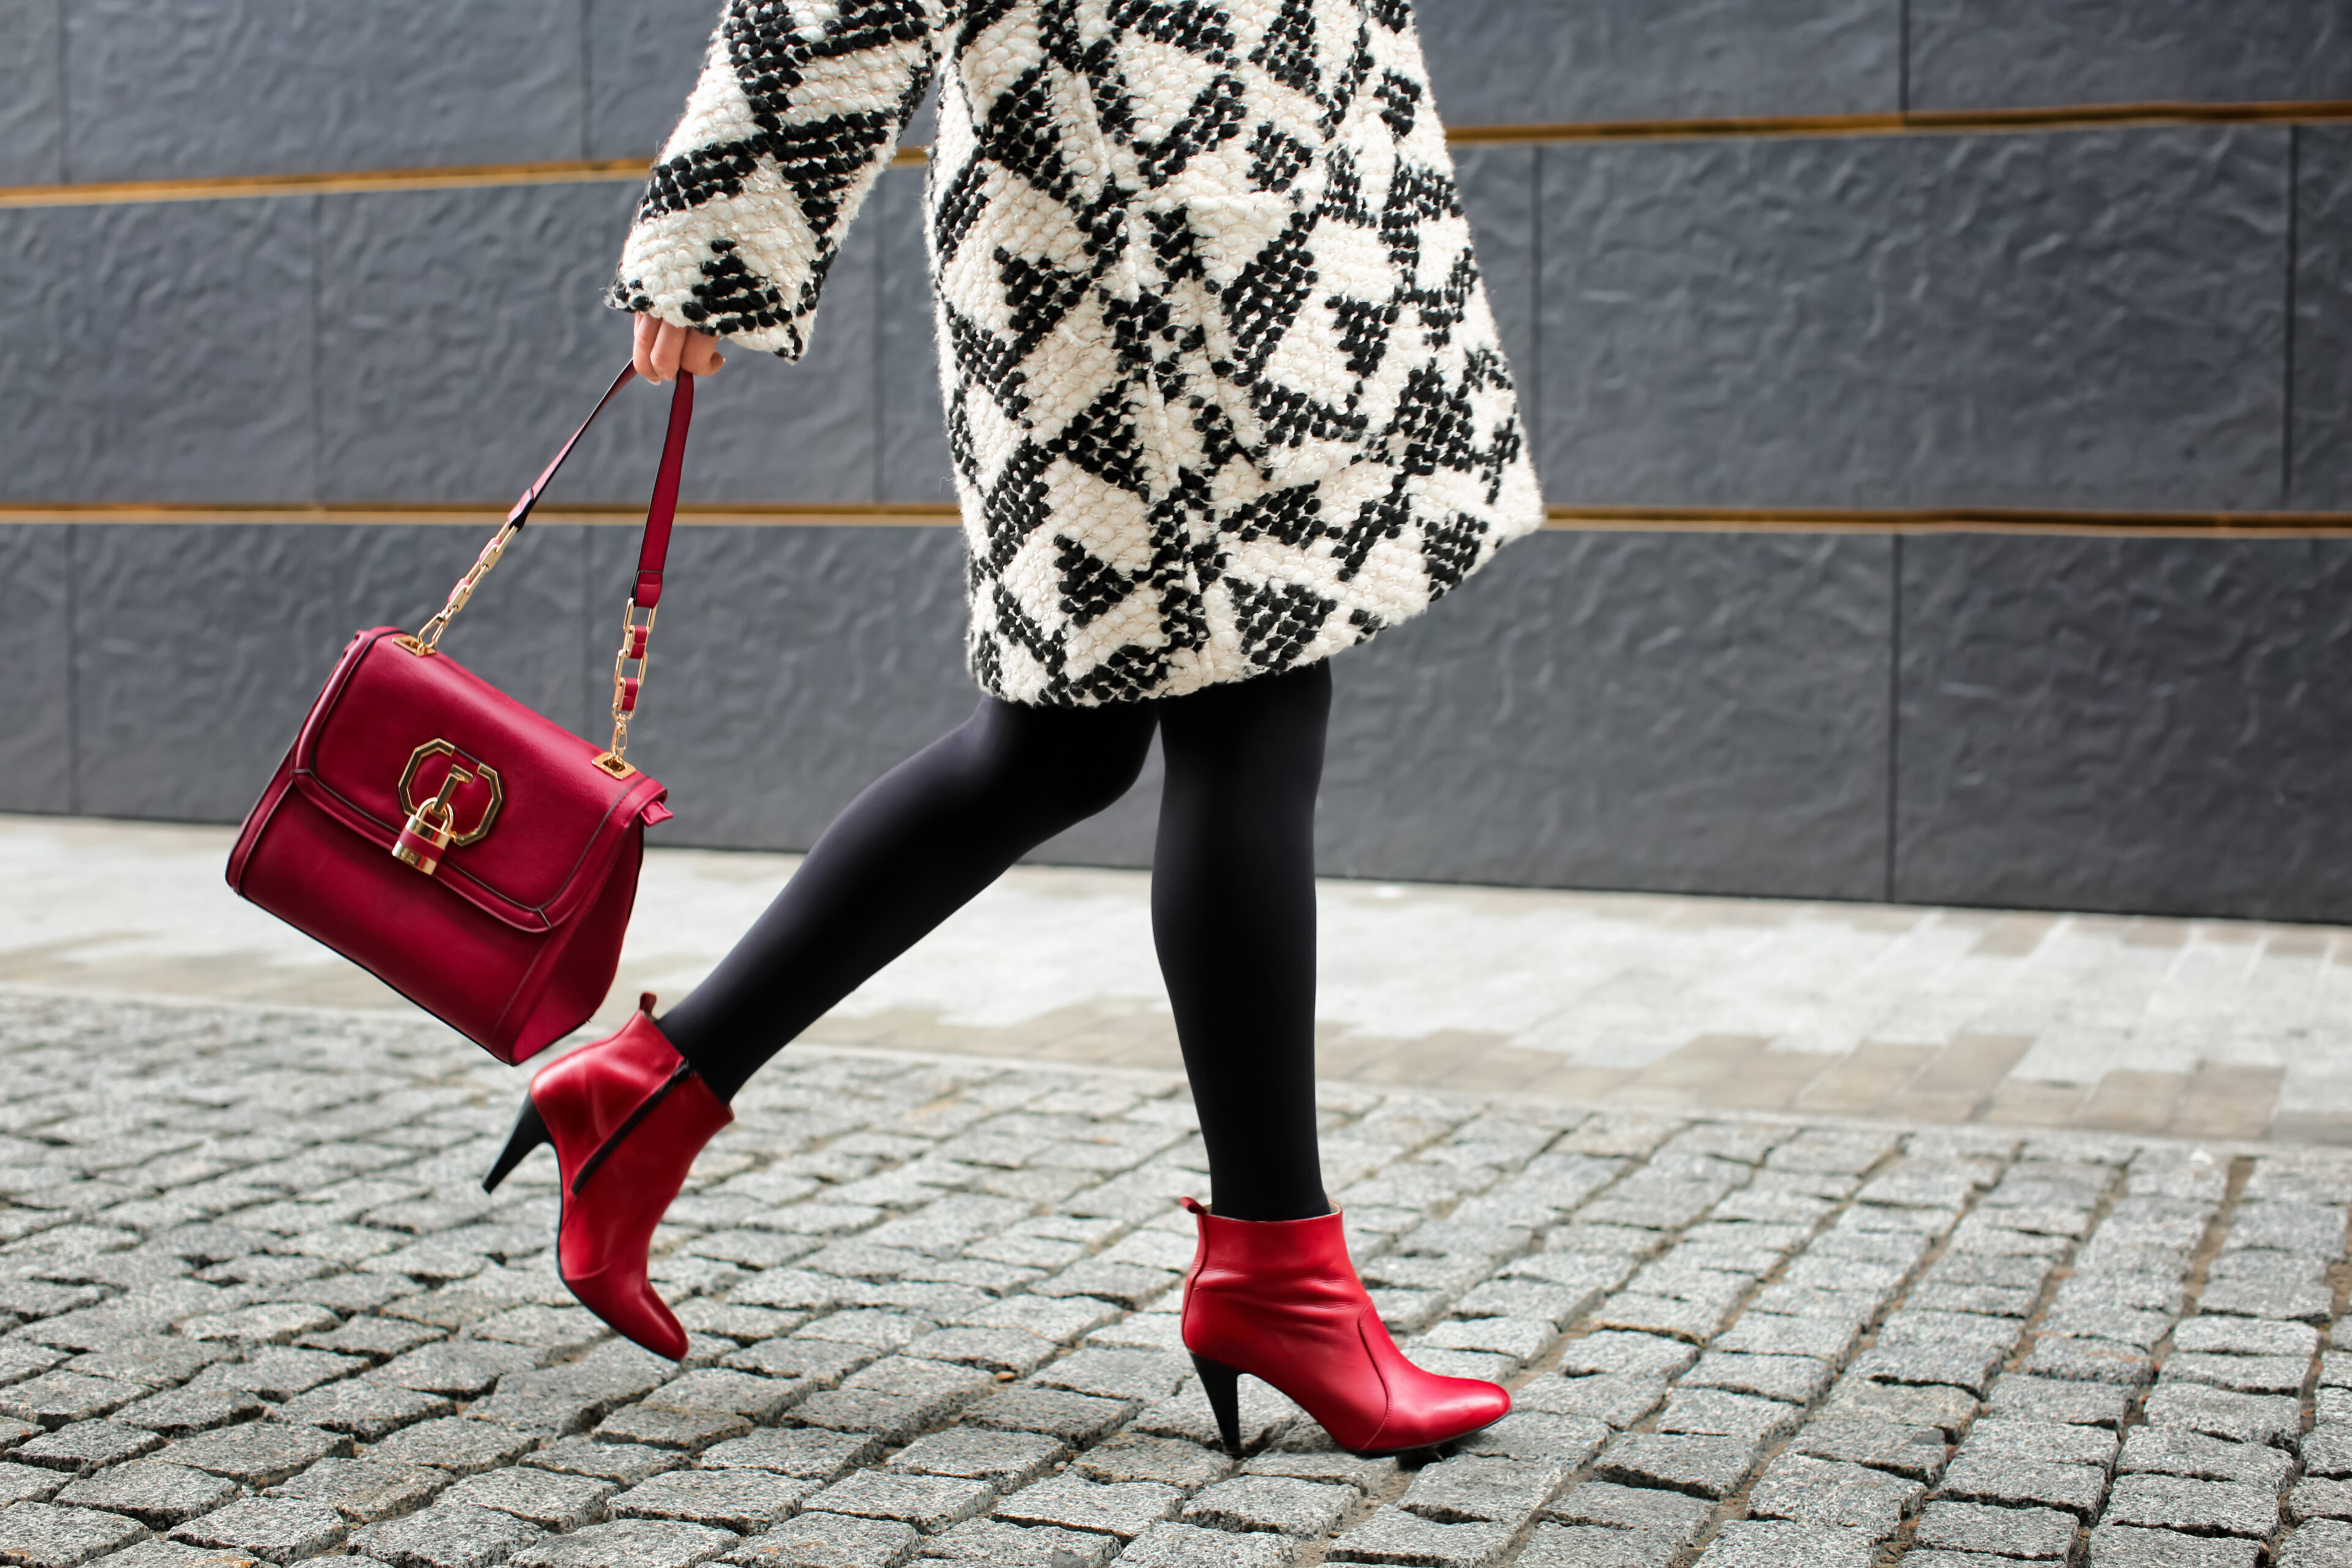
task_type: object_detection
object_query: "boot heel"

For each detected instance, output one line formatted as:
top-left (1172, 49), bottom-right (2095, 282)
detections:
top-left (1191, 1354), bottom-right (1245, 1457)
top-left (482, 1097), bottom-right (549, 1194)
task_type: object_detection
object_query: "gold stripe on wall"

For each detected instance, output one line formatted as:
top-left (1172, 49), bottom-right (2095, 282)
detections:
top-left (1449, 97), bottom-right (2352, 145)
top-left (0, 158), bottom-right (659, 209)
top-left (1542, 506), bottom-right (2352, 540)
top-left (7, 502), bottom-right (2352, 540)
top-left (2, 100), bottom-right (2348, 209)
top-left (0, 502), bottom-right (963, 526)
top-left (0, 146), bottom-right (924, 209)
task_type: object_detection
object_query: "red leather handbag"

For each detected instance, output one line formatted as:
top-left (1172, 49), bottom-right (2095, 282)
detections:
top-left (227, 364), bottom-right (694, 1065)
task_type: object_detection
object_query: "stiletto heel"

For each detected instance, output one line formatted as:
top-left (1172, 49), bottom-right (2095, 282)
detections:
top-left (481, 1097), bottom-right (549, 1194)
top-left (1179, 1197), bottom-right (1508, 1457)
top-left (1191, 1353), bottom-right (1245, 1457)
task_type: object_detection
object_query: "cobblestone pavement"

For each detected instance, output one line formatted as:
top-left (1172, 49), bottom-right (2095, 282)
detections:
top-left (8, 815), bottom-right (2352, 1143)
top-left (1, 994), bottom-right (2351, 1567)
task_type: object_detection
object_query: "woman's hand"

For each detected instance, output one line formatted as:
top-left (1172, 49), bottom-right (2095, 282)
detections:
top-left (632, 313), bottom-right (726, 383)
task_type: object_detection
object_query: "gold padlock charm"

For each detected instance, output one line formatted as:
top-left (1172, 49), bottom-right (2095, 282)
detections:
top-left (391, 765), bottom-right (473, 876)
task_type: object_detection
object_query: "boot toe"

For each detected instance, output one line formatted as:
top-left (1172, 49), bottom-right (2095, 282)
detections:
top-left (1385, 1376), bottom-right (1511, 1451)
top-left (1437, 1375), bottom-right (1511, 1436)
top-left (566, 1270), bottom-right (688, 1361)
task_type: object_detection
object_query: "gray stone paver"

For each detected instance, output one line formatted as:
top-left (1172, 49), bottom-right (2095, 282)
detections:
top-left (2282, 1519), bottom-right (2352, 1567)
top-left (48, 1463), bottom-right (235, 1529)
top-left (347, 1499), bottom-right (543, 1568)
top-left (0, 998), bottom-right (2348, 1566)
top-left (166, 1494), bottom-right (347, 1559)
top-left (0, 1501), bottom-right (149, 1566)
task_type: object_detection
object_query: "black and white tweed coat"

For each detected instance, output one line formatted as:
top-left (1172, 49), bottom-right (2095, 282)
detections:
top-left (612, 0), bottom-right (1545, 705)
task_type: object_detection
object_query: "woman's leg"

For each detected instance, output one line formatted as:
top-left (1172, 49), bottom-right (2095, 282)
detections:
top-left (1152, 661), bottom-right (1333, 1223)
top-left (658, 696), bottom-right (1159, 1102)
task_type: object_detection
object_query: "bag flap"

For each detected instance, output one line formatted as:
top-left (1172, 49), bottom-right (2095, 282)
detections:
top-left (289, 627), bottom-right (669, 932)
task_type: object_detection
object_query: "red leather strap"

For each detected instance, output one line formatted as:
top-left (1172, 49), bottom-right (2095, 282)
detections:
top-left (505, 363), bottom-right (696, 611)
top-left (635, 371), bottom-right (693, 609)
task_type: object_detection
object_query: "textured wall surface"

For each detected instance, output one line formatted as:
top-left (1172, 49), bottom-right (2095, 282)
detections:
top-left (1, 198), bottom-right (318, 504)
top-left (314, 180), bottom-right (883, 505)
top-left (584, 0), bottom-right (721, 162)
top-left (2296, 127), bottom-right (2352, 511)
top-left (1538, 128), bottom-right (2291, 510)
top-left (1909, 0), bottom-right (2352, 111)
top-left (316, 182), bottom-right (662, 504)
top-left (1418, 0), bottom-right (1899, 126)
top-left (63, 0), bottom-right (588, 183)
top-left (1896, 535), bottom-right (2352, 922)
top-left (1317, 532), bottom-right (1894, 899)
top-left (0, 0), bottom-right (63, 185)
top-left (2, 527), bottom-right (72, 816)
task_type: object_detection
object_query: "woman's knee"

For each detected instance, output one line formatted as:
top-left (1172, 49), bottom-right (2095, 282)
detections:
top-left (965, 697), bottom-right (1157, 824)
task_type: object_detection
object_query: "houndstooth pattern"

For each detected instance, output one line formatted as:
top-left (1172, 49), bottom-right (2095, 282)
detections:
top-left (613, 0), bottom-right (1545, 706)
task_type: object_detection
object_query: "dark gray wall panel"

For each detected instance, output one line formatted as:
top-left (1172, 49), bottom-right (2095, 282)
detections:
top-left (1539, 135), bottom-right (1918, 507)
top-left (1540, 129), bottom-right (2288, 511)
top-left (1894, 535), bottom-right (2352, 922)
top-left (70, 523), bottom-right (591, 823)
top-left (315, 181), bottom-right (879, 507)
top-left (1902, 127), bottom-right (2289, 510)
top-left (1419, 0), bottom-right (1898, 127)
top-left (315, 182), bottom-right (649, 505)
top-left (1454, 145), bottom-right (1540, 441)
top-left (1, 526), bottom-right (74, 814)
top-left (586, 0), bottom-right (715, 161)
top-left (1319, 529), bottom-right (1893, 899)
top-left (877, 166), bottom-right (956, 505)
top-left (65, 0), bottom-right (586, 183)
top-left (589, 525), bottom-right (975, 848)
top-left (0, 198), bottom-right (317, 503)
top-left (2294, 127), bottom-right (2352, 509)
top-left (1910, 0), bottom-right (2352, 111)
top-left (0, 0), bottom-right (64, 185)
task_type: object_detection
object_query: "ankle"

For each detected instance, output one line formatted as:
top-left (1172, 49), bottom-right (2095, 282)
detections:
top-left (1204, 1194), bottom-right (1333, 1224)
top-left (649, 1009), bottom-right (742, 1106)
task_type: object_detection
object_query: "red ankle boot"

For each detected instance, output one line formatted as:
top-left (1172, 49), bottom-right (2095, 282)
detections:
top-left (1178, 1198), bottom-right (1510, 1457)
top-left (481, 994), bottom-right (731, 1361)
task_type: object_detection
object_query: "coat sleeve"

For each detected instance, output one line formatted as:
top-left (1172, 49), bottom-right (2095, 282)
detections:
top-left (608, 0), bottom-right (944, 360)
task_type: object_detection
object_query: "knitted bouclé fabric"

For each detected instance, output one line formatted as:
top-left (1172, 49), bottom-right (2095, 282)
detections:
top-left (612, 0), bottom-right (1545, 706)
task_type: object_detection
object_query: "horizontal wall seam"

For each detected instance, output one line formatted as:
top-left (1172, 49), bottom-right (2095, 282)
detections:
top-left (10, 503), bottom-right (2352, 538)
top-left (6, 101), bottom-right (2350, 209)
top-left (0, 157), bottom-right (668, 209)
top-left (1448, 98), bottom-right (2352, 144)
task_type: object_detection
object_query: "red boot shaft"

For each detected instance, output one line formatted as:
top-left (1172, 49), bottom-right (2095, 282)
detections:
top-left (484, 995), bottom-right (729, 1361)
top-left (1178, 1199), bottom-right (1508, 1457)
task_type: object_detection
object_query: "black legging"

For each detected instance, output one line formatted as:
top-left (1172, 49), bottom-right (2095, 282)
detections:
top-left (656, 661), bottom-right (1332, 1223)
